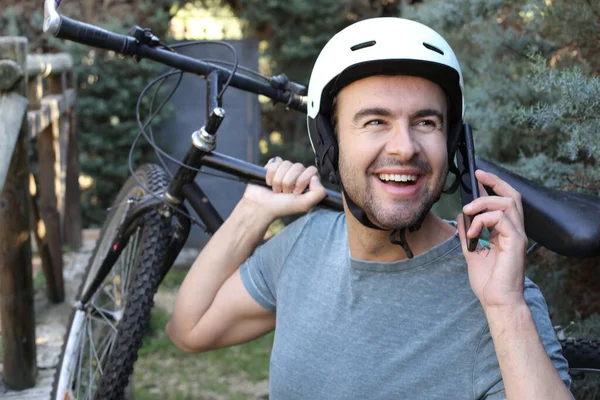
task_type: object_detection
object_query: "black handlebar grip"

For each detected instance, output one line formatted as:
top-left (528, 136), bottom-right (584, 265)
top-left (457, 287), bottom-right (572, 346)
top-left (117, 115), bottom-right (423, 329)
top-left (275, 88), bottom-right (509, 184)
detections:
top-left (285, 81), bottom-right (308, 96)
top-left (320, 189), bottom-right (344, 211)
top-left (57, 16), bottom-right (138, 55)
top-left (287, 94), bottom-right (307, 113)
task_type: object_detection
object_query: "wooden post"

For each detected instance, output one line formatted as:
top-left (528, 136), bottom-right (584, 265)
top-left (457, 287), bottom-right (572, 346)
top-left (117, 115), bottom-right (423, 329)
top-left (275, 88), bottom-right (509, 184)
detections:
top-left (63, 101), bottom-right (82, 250)
top-left (0, 36), bottom-right (37, 390)
top-left (29, 173), bottom-right (59, 302)
top-left (27, 68), bottom-right (62, 303)
top-left (35, 104), bottom-right (65, 303)
top-left (47, 74), bottom-right (67, 238)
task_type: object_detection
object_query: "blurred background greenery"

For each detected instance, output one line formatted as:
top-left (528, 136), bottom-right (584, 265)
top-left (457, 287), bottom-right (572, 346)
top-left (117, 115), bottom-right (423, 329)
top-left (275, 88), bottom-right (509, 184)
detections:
top-left (2, 0), bottom-right (599, 397)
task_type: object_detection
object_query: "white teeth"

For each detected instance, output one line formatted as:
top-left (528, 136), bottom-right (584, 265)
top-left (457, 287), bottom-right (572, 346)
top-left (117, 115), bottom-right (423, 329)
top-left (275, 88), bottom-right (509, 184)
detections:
top-left (378, 174), bottom-right (418, 182)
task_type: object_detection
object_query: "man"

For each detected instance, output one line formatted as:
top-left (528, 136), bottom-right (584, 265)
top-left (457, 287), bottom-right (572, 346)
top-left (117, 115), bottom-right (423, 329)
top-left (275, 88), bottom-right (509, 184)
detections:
top-left (167, 17), bottom-right (572, 399)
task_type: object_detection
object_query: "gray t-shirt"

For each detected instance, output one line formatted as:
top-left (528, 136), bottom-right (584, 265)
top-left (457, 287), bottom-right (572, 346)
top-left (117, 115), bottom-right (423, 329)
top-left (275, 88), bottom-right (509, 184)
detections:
top-left (239, 209), bottom-right (571, 399)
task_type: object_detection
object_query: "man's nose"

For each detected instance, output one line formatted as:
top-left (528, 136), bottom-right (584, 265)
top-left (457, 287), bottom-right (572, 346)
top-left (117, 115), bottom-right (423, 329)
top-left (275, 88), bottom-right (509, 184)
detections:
top-left (385, 123), bottom-right (420, 161)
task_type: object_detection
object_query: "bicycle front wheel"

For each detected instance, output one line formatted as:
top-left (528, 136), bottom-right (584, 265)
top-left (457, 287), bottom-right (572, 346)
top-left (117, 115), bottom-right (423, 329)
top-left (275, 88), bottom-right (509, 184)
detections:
top-left (52, 164), bottom-right (172, 400)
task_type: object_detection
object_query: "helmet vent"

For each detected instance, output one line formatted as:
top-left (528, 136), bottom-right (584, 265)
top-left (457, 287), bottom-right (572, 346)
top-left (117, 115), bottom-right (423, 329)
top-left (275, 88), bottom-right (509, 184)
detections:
top-left (350, 40), bottom-right (376, 51)
top-left (423, 42), bottom-right (444, 55)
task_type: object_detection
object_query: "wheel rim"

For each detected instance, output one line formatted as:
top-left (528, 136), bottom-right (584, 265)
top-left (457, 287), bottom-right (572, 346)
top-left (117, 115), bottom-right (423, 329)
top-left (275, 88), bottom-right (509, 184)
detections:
top-left (57, 228), bottom-right (142, 400)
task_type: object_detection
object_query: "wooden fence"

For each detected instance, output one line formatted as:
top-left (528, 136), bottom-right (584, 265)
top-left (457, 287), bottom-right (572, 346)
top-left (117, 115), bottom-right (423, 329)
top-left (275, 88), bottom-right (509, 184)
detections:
top-left (0, 37), bottom-right (81, 390)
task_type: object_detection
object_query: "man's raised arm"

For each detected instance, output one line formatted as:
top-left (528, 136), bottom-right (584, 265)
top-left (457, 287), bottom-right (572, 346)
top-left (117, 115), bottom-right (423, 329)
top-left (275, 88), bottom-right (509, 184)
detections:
top-left (166, 158), bottom-right (325, 352)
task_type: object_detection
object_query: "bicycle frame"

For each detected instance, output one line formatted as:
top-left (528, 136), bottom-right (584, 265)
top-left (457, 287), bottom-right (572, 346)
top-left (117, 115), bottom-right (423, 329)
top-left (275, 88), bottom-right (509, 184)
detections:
top-left (78, 149), bottom-right (344, 306)
top-left (43, 0), bottom-right (345, 307)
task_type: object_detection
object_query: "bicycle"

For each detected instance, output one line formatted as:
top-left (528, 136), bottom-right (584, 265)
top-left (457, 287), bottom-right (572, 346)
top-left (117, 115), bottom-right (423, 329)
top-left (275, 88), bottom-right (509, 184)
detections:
top-left (42, 0), bottom-right (600, 398)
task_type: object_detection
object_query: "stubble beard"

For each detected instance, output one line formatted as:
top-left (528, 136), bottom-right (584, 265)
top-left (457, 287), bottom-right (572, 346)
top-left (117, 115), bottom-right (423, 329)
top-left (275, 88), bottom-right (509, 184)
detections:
top-left (340, 157), bottom-right (448, 231)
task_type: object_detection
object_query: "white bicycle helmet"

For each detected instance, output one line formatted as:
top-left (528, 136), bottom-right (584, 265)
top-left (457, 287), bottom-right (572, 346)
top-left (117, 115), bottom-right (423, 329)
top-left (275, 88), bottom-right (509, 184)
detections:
top-left (307, 17), bottom-right (464, 185)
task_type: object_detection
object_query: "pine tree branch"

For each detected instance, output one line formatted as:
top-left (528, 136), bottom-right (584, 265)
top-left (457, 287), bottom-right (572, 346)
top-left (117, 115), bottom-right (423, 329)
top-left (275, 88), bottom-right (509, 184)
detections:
top-left (566, 175), bottom-right (600, 191)
top-left (584, 0), bottom-right (600, 24)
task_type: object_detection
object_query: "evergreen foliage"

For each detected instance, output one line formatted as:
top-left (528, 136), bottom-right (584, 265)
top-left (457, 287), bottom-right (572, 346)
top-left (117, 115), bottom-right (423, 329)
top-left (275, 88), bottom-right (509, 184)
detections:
top-left (404, 0), bottom-right (599, 194)
top-left (59, 42), bottom-right (172, 225)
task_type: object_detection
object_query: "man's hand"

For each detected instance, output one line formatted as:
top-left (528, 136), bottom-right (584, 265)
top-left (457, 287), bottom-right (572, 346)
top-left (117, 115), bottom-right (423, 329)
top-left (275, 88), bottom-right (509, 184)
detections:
top-left (457, 170), bottom-right (572, 399)
top-left (457, 169), bottom-right (528, 312)
top-left (242, 157), bottom-right (327, 221)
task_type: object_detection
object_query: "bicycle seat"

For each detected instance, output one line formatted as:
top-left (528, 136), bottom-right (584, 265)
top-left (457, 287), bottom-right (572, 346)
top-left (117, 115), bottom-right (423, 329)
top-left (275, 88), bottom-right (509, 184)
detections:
top-left (475, 157), bottom-right (600, 258)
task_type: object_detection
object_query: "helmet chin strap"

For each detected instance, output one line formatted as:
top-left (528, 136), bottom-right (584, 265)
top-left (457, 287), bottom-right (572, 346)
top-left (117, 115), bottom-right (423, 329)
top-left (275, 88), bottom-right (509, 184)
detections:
top-left (340, 183), bottom-right (426, 259)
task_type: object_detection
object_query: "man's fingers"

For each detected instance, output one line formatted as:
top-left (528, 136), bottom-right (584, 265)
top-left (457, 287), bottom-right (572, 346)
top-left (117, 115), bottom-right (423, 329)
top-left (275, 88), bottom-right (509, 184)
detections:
top-left (281, 163), bottom-right (308, 193)
top-left (468, 210), bottom-right (527, 252)
top-left (462, 196), bottom-right (524, 234)
top-left (265, 157), bottom-right (282, 186)
top-left (271, 160), bottom-right (293, 193)
top-left (265, 158), bottom-right (322, 200)
top-left (293, 166), bottom-right (319, 194)
top-left (299, 175), bottom-right (327, 206)
top-left (279, 175), bottom-right (326, 214)
top-left (475, 170), bottom-right (523, 217)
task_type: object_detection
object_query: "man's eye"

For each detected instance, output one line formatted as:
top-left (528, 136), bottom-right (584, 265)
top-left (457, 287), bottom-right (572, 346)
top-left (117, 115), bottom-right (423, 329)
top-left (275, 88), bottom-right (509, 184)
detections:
top-left (415, 120), bottom-right (441, 131)
top-left (365, 119), bottom-right (385, 126)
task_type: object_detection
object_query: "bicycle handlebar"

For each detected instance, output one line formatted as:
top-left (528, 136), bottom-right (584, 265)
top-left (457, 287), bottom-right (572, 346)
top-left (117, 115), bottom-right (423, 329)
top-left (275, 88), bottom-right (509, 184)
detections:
top-left (43, 0), bottom-right (307, 112)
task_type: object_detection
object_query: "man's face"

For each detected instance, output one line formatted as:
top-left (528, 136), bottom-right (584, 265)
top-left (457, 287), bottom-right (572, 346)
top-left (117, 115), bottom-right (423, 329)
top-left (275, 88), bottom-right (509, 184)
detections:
top-left (336, 75), bottom-right (449, 230)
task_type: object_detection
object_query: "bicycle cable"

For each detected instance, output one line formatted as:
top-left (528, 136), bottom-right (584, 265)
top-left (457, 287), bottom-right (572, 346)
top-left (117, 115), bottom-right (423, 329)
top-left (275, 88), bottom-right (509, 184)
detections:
top-left (127, 70), bottom-right (204, 227)
top-left (127, 41), bottom-right (259, 229)
top-left (168, 40), bottom-right (240, 100)
top-left (135, 72), bottom-right (258, 185)
top-left (133, 43), bottom-right (263, 186)
top-left (146, 68), bottom-right (183, 177)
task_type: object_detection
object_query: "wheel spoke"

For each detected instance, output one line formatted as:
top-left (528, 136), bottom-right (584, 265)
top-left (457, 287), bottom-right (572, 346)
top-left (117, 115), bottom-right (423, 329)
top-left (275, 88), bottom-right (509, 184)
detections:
top-left (99, 331), bottom-right (117, 367)
top-left (87, 317), bottom-right (104, 377)
top-left (97, 279), bottom-right (118, 306)
top-left (122, 231), bottom-right (140, 301)
top-left (90, 304), bottom-right (119, 333)
top-left (121, 230), bottom-right (140, 305)
top-left (87, 315), bottom-right (94, 400)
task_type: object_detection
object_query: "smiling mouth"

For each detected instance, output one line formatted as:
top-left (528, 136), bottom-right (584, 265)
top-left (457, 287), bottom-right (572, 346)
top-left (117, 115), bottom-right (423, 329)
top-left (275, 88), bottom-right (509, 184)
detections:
top-left (377, 173), bottom-right (419, 186)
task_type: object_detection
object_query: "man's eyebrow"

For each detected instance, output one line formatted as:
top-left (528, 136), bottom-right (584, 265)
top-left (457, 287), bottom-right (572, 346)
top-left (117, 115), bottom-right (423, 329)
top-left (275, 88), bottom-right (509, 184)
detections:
top-left (353, 107), bottom-right (394, 123)
top-left (353, 107), bottom-right (445, 124)
top-left (412, 109), bottom-right (445, 124)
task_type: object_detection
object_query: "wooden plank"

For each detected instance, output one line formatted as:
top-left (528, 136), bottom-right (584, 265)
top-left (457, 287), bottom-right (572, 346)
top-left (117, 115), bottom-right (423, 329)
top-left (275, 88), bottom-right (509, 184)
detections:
top-left (47, 75), bottom-right (68, 232)
top-left (0, 92), bottom-right (28, 194)
top-left (29, 174), bottom-right (56, 304)
top-left (35, 121), bottom-right (65, 304)
top-left (0, 59), bottom-right (23, 91)
top-left (0, 234), bottom-right (96, 399)
top-left (26, 53), bottom-right (72, 78)
top-left (27, 75), bottom-right (43, 111)
top-left (27, 89), bottom-right (76, 139)
top-left (63, 109), bottom-right (82, 250)
top-left (0, 36), bottom-right (37, 390)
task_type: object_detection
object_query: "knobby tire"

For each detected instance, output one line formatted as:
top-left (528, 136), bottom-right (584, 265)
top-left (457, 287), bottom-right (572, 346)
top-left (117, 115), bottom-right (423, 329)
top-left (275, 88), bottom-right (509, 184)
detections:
top-left (52, 164), bottom-right (172, 400)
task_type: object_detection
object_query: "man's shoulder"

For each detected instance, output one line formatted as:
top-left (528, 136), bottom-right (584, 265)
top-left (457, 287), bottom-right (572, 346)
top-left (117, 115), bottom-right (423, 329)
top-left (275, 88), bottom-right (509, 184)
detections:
top-left (280, 209), bottom-right (344, 235)
top-left (305, 208), bottom-right (345, 227)
top-left (266, 209), bottom-right (345, 249)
